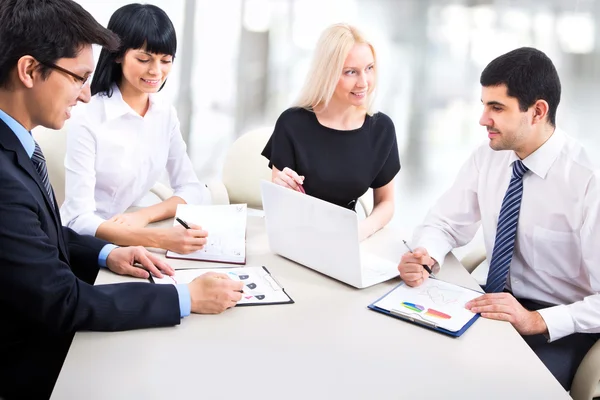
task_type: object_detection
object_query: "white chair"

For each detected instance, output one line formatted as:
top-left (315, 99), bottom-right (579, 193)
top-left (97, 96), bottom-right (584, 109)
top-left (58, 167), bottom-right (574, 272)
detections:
top-left (460, 247), bottom-right (600, 400)
top-left (211, 126), bottom-right (374, 216)
top-left (210, 127), bottom-right (274, 208)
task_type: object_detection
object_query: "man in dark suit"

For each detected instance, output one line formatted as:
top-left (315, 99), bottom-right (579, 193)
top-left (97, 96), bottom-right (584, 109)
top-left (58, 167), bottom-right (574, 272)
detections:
top-left (0, 1), bottom-right (244, 399)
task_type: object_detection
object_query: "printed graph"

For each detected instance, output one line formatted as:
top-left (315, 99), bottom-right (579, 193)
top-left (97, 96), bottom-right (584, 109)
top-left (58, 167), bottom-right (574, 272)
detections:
top-left (199, 237), bottom-right (242, 257)
top-left (417, 283), bottom-right (464, 305)
top-left (400, 302), bottom-right (452, 320)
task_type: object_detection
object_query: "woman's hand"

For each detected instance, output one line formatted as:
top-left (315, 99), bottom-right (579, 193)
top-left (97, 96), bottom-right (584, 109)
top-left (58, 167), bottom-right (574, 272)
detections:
top-left (159, 223), bottom-right (209, 254)
top-left (273, 167), bottom-right (304, 192)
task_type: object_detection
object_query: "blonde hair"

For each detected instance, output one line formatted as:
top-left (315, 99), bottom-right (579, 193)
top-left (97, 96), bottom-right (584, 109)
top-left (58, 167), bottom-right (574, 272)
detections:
top-left (294, 23), bottom-right (377, 115)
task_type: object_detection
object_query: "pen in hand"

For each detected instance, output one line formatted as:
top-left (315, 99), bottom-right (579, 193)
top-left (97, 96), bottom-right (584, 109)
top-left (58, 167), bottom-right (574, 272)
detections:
top-left (175, 217), bottom-right (190, 229)
top-left (402, 240), bottom-right (434, 276)
top-left (213, 274), bottom-right (245, 294)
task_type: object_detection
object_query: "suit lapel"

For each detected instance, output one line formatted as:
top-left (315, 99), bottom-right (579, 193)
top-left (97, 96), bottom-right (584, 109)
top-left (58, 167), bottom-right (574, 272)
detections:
top-left (0, 121), bottom-right (69, 258)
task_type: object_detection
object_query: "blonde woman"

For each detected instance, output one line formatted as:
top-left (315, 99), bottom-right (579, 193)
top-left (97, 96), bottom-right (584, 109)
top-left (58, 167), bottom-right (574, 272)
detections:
top-left (261, 23), bottom-right (400, 241)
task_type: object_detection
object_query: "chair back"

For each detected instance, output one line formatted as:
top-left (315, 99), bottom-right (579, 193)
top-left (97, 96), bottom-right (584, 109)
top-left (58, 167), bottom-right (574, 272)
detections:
top-left (222, 127), bottom-right (273, 208)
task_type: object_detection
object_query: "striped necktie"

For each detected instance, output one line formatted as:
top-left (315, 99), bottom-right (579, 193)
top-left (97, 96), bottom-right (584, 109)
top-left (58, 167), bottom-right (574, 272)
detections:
top-left (31, 141), bottom-right (56, 210)
top-left (485, 160), bottom-right (529, 293)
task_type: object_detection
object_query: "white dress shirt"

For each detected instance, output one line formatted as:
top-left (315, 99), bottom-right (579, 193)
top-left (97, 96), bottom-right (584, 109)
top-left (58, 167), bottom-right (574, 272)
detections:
top-left (61, 85), bottom-right (209, 236)
top-left (413, 128), bottom-right (600, 342)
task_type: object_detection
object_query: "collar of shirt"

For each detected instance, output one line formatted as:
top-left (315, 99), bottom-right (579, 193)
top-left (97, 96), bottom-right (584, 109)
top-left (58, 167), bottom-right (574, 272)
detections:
top-left (103, 84), bottom-right (161, 121)
top-left (0, 108), bottom-right (35, 157)
top-left (507, 127), bottom-right (566, 179)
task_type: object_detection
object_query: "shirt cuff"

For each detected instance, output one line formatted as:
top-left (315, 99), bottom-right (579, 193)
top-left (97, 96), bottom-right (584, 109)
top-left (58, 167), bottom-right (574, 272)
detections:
top-left (98, 244), bottom-right (119, 268)
top-left (413, 238), bottom-right (452, 269)
top-left (67, 212), bottom-right (107, 237)
top-left (536, 304), bottom-right (575, 342)
top-left (175, 284), bottom-right (191, 318)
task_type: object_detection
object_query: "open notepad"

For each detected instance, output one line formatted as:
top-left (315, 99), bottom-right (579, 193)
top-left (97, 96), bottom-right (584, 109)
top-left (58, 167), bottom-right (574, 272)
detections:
top-left (166, 204), bottom-right (247, 264)
top-left (368, 278), bottom-right (483, 337)
top-left (152, 266), bottom-right (294, 306)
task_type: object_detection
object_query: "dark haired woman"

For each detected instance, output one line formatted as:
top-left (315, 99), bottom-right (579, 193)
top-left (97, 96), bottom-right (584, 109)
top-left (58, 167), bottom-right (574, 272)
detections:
top-left (61, 3), bottom-right (209, 254)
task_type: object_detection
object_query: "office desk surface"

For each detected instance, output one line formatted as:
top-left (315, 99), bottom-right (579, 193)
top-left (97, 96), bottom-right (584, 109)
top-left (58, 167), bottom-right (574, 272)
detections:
top-left (52, 217), bottom-right (569, 400)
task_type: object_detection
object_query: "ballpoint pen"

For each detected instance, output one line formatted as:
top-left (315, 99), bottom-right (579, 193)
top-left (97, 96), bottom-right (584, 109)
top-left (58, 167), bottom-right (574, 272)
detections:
top-left (175, 217), bottom-right (190, 229)
top-left (402, 240), bottom-right (434, 275)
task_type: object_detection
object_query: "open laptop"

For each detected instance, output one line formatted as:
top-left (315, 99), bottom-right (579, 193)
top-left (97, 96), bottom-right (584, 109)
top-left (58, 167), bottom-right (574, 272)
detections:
top-left (260, 180), bottom-right (400, 288)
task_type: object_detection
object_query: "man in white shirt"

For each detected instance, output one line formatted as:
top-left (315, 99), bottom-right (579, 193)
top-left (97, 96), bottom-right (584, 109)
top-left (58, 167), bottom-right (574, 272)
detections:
top-left (398, 47), bottom-right (600, 390)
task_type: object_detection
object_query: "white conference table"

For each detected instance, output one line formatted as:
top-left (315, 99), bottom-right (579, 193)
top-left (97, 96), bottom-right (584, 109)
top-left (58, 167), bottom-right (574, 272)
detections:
top-left (52, 216), bottom-right (569, 400)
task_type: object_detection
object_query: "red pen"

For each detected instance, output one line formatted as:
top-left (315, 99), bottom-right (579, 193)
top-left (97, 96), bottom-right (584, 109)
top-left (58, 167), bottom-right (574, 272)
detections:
top-left (297, 183), bottom-right (305, 194)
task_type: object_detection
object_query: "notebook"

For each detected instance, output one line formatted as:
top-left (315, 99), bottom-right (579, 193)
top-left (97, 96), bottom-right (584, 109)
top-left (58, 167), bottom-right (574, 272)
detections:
top-left (166, 204), bottom-right (247, 264)
top-left (152, 266), bottom-right (294, 306)
top-left (368, 278), bottom-right (483, 337)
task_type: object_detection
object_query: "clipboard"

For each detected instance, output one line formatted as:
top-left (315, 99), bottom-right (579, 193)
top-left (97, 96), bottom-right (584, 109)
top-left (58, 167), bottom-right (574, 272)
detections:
top-left (367, 279), bottom-right (482, 337)
top-left (151, 266), bottom-right (294, 306)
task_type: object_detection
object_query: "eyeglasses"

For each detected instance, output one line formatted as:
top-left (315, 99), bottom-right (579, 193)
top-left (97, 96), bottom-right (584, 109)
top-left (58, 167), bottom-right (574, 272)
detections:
top-left (38, 61), bottom-right (91, 89)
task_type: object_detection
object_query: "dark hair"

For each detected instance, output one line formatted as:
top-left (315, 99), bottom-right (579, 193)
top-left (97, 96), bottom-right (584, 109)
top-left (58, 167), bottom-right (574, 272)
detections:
top-left (0, 0), bottom-right (119, 88)
top-left (480, 47), bottom-right (561, 127)
top-left (91, 4), bottom-right (177, 97)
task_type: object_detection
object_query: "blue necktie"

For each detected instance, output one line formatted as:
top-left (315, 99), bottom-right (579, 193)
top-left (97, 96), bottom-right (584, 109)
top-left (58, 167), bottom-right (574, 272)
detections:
top-left (485, 160), bottom-right (529, 293)
top-left (31, 141), bottom-right (56, 210)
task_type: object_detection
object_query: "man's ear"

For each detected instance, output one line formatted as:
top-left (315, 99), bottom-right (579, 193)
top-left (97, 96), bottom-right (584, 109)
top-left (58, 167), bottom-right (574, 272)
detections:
top-left (532, 99), bottom-right (549, 125)
top-left (16, 56), bottom-right (38, 89)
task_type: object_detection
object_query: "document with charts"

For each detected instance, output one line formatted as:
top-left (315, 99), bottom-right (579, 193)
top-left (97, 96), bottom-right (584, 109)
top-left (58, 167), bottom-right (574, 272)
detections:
top-left (166, 204), bottom-right (247, 264)
top-left (152, 266), bottom-right (294, 306)
top-left (368, 278), bottom-right (483, 336)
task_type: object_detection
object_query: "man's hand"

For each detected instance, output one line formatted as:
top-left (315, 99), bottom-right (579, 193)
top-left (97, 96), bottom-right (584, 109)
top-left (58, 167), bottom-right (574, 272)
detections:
top-left (465, 292), bottom-right (548, 335)
top-left (159, 223), bottom-right (208, 254)
top-left (188, 272), bottom-right (244, 314)
top-left (109, 210), bottom-right (150, 228)
top-left (397, 247), bottom-right (435, 287)
top-left (106, 246), bottom-right (174, 279)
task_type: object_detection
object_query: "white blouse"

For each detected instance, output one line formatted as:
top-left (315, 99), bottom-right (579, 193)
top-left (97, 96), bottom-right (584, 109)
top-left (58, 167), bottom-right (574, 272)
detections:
top-left (61, 85), bottom-right (209, 236)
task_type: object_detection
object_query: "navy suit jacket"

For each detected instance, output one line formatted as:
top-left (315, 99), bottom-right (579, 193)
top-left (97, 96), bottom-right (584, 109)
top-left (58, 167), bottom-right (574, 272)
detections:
top-left (0, 121), bottom-right (181, 399)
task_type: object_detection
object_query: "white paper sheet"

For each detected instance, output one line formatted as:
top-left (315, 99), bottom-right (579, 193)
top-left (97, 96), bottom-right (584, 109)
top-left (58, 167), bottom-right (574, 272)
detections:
top-left (166, 204), bottom-right (247, 264)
